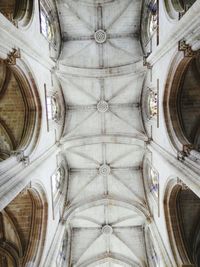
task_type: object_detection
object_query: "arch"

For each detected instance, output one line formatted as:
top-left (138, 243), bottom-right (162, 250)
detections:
top-left (0, 244), bottom-right (20, 267)
top-left (164, 178), bottom-right (200, 266)
top-left (76, 252), bottom-right (142, 267)
top-left (0, 184), bottom-right (48, 266)
top-left (0, 58), bottom-right (41, 161)
top-left (24, 185), bottom-right (48, 266)
top-left (164, 51), bottom-right (200, 154)
top-left (62, 135), bottom-right (147, 151)
top-left (0, 0), bottom-right (34, 27)
top-left (64, 195), bottom-right (150, 222)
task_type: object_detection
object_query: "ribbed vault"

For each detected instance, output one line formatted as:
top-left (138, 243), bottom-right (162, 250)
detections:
top-left (56, 0), bottom-right (150, 266)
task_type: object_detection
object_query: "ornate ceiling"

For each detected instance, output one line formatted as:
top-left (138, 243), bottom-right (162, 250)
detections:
top-left (56, 0), bottom-right (151, 265)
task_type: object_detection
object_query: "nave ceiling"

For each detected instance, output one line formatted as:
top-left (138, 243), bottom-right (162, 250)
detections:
top-left (1, 0), bottom-right (200, 266)
top-left (56, 0), bottom-right (152, 266)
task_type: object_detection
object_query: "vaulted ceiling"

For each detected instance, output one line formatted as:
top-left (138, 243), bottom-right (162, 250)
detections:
top-left (56, 0), bottom-right (150, 266)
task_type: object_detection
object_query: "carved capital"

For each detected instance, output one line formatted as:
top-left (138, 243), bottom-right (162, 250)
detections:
top-left (5, 48), bottom-right (21, 65)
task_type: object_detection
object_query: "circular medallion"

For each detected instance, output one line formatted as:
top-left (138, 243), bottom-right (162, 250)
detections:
top-left (94, 30), bottom-right (107, 44)
top-left (102, 225), bottom-right (113, 235)
top-left (97, 100), bottom-right (109, 113)
top-left (99, 164), bottom-right (111, 176)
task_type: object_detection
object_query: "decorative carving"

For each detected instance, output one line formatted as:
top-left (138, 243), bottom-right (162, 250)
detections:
top-left (145, 137), bottom-right (153, 145)
top-left (94, 29), bottom-right (107, 44)
top-left (177, 144), bottom-right (193, 160)
top-left (102, 225), bottom-right (113, 235)
top-left (177, 151), bottom-right (185, 162)
top-left (12, 150), bottom-right (30, 166)
top-left (97, 100), bottom-right (109, 113)
top-left (177, 178), bottom-right (189, 190)
top-left (143, 55), bottom-right (152, 69)
top-left (183, 144), bottom-right (193, 155)
top-left (5, 48), bottom-right (21, 65)
top-left (179, 40), bottom-right (196, 57)
top-left (148, 90), bottom-right (158, 119)
top-left (99, 164), bottom-right (111, 176)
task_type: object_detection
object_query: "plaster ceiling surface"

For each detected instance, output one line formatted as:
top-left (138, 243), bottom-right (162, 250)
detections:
top-left (56, 0), bottom-right (150, 266)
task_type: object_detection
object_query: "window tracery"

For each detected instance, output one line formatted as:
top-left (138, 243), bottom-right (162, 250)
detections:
top-left (51, 167), bottom-right (65, 203)
top-left (148, 90), bottom-right (158, 119)
top-left (40, 6), bottom-right (54, 42)
top-left (148, 1), bottom-right (158, 37)
top-left (47, 95), bottom-right (60, 122)
top-left (148, 166), bottom-right (159, 198)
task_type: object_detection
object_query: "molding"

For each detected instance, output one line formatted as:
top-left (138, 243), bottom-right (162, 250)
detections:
top-left (60, 135), bottom-right (147, 150)
top-left (63, 195), bottom-right (150, 222)
top-left (57, 60), bottom-right (146, 78)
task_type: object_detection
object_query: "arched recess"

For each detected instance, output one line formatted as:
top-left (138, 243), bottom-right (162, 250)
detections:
top-left (164, 179), bottom-right (200, 266)
top-left (64, 196), bottom-right (150, 223)
top-left (164, 52), bottom-right (200, 154)
top-left (164, 0), bottom-right (197, 20)
top-left (0, 185), bottom-right (48, 266)
top-left (0, 0), bottom-right (34, 27)
top-left (0, 58), bottom-right (41, 162)
top-left (76, 253), bottom-right (142, 267)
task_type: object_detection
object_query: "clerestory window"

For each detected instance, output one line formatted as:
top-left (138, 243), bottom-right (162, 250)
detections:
top-left (40, 5), bottom-right (53, 42)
